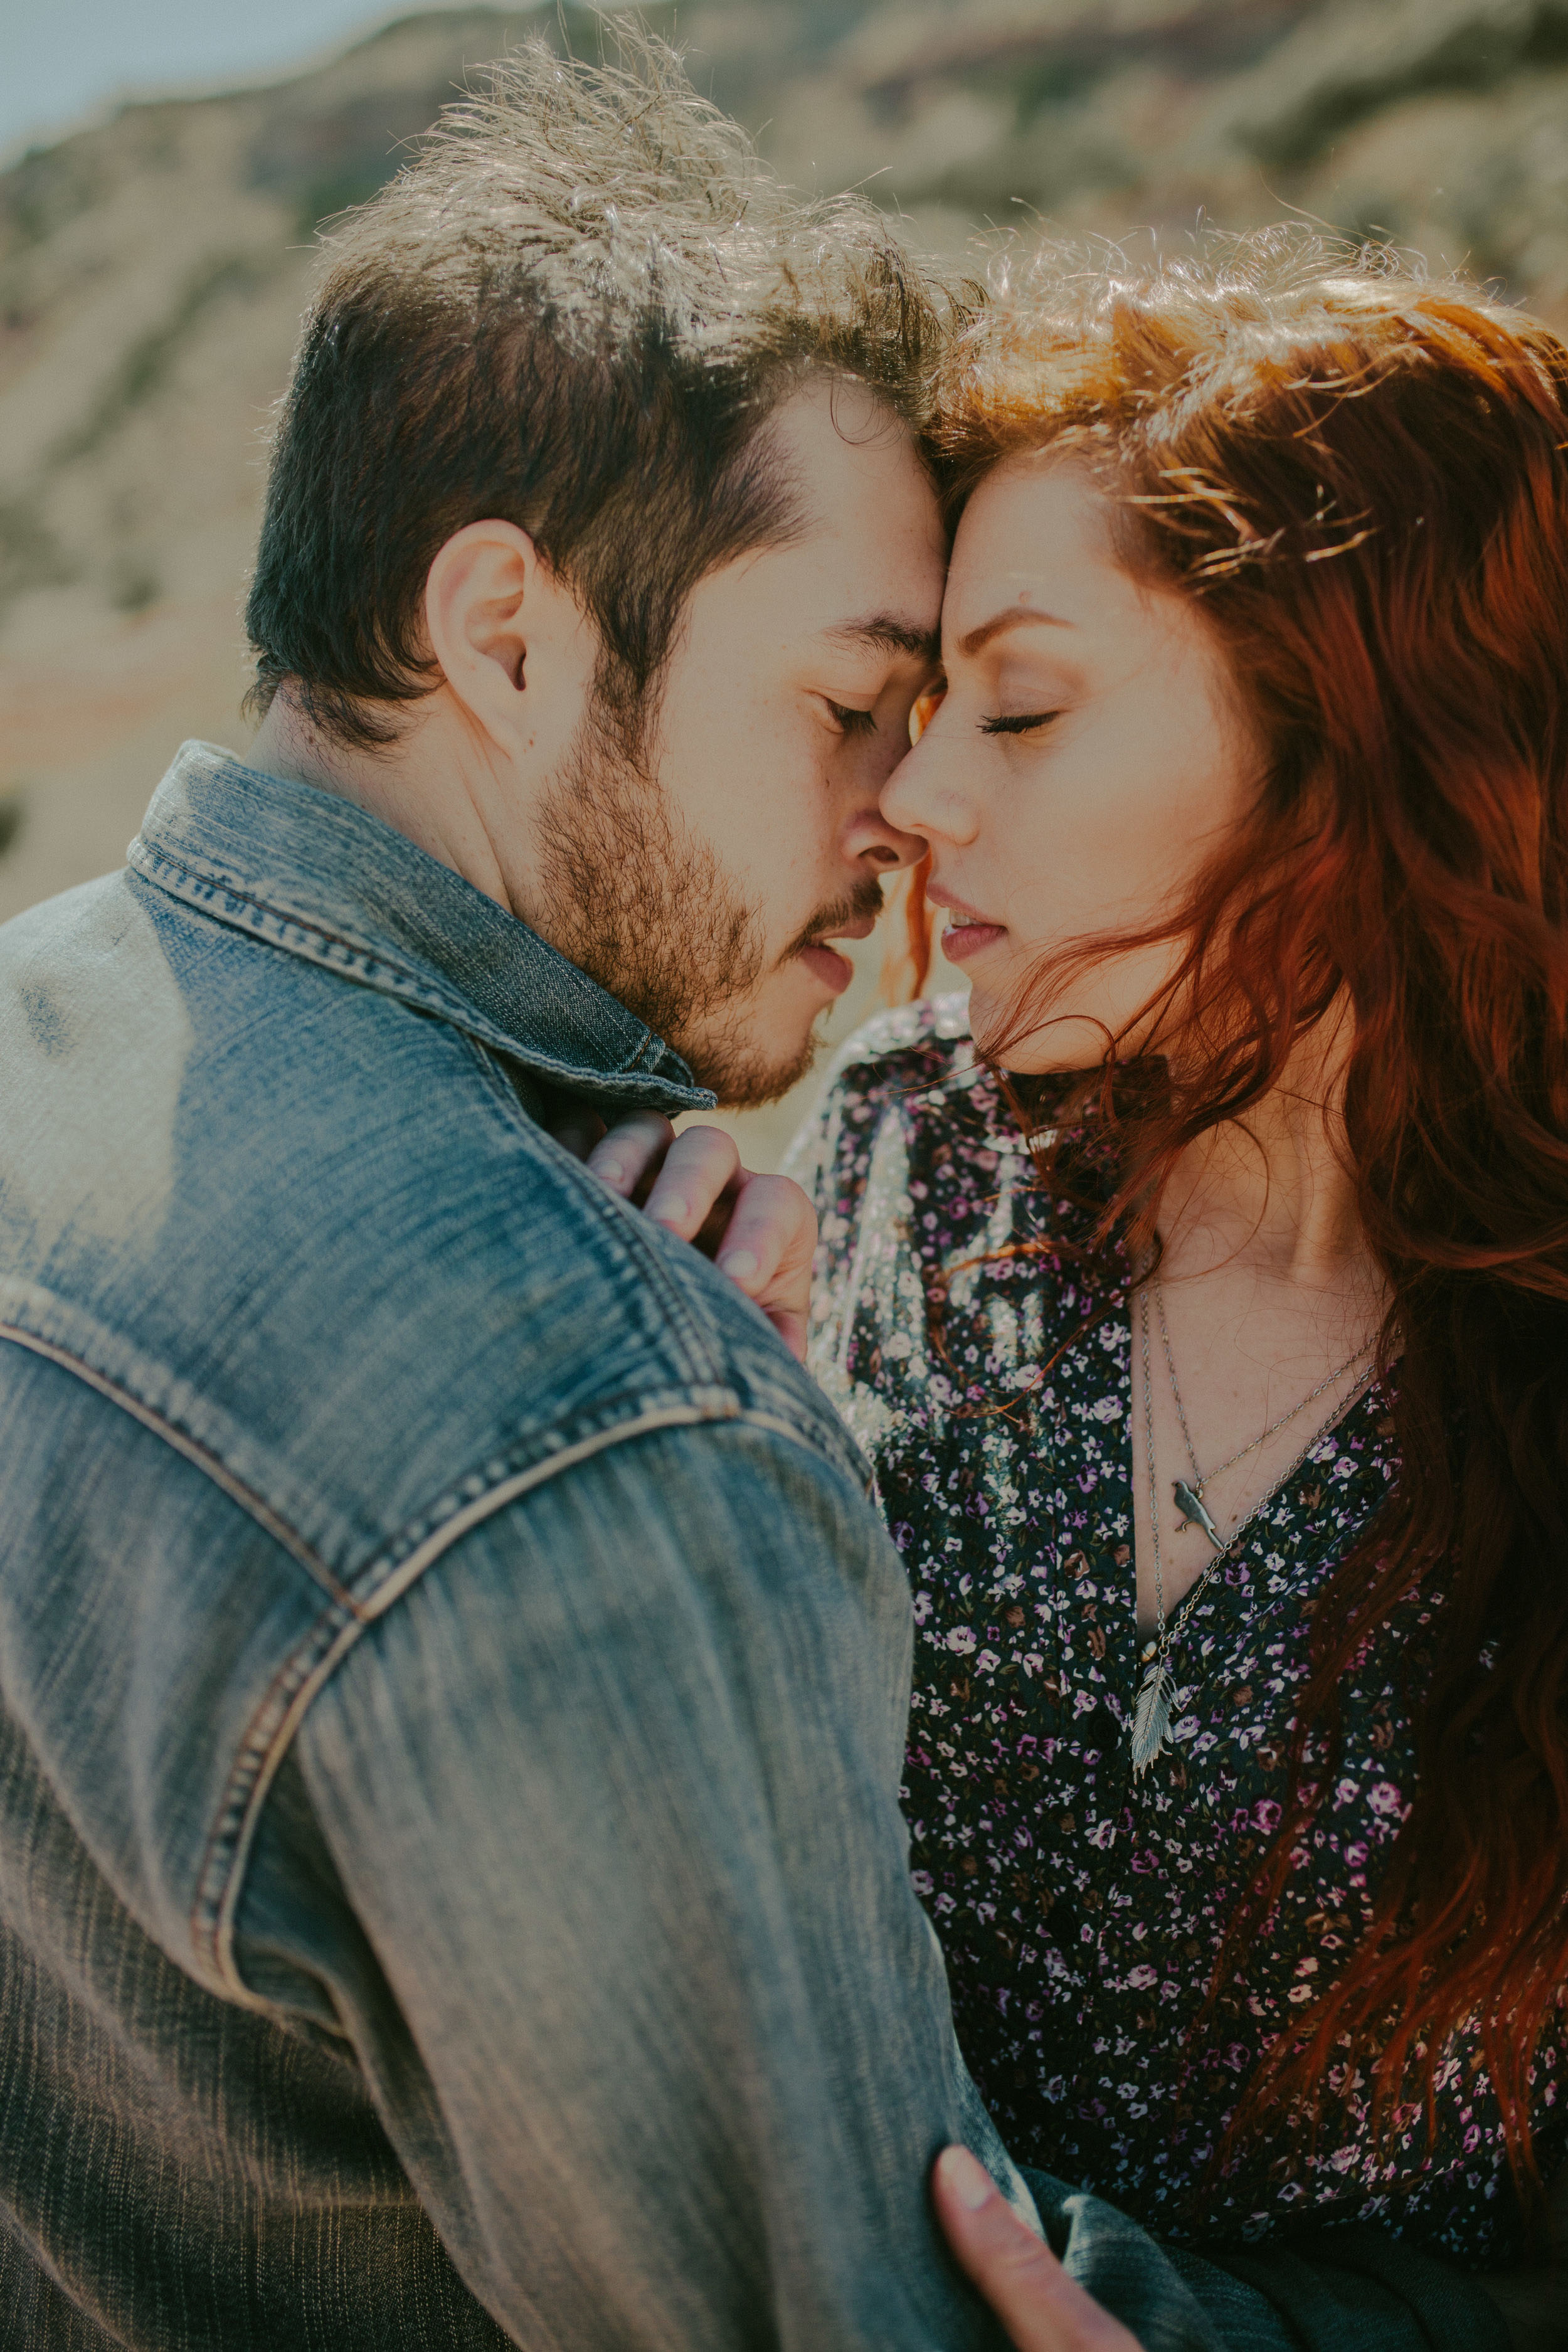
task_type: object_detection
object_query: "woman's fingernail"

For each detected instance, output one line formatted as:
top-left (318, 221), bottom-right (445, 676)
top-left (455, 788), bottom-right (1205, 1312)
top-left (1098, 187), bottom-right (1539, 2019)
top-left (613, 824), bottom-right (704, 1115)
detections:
top-left (597, 1158), bottom-right (624, 1185)
top-left (652, 1197), bottom-right (689, 1227)
top-left (718, 1248), bottom-right (759, 1283)
top-left (938, 2146), bottom-right (995, 2212)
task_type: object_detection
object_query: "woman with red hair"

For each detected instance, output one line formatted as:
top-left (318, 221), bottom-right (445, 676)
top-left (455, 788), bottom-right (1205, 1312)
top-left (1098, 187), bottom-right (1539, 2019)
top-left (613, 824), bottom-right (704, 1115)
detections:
top-left (793, 240), bottom-right (1568, 2344)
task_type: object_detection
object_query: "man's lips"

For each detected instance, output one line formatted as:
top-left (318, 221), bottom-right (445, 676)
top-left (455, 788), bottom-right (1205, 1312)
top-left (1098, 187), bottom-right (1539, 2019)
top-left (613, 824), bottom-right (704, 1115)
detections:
top-left (795, 911), bottom-right (877, 996)
top-left (799, 940), bottom-right (856, 993)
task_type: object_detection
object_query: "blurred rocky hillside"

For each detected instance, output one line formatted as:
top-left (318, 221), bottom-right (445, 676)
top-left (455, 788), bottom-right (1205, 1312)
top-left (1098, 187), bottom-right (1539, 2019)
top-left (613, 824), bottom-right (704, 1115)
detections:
top-left (4, 0), bottom-right (1567, 1155)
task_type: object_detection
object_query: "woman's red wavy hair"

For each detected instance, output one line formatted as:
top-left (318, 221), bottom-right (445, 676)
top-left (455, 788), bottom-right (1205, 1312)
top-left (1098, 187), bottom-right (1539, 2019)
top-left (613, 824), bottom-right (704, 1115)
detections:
top-left (923, 238), bottom-right (1568, 2196)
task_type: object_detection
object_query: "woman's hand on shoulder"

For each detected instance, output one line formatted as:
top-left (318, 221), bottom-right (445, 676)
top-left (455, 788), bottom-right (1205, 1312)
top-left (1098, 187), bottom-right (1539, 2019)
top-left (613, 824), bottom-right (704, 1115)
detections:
top-left (552, 1108), bottom-right (816, 1362)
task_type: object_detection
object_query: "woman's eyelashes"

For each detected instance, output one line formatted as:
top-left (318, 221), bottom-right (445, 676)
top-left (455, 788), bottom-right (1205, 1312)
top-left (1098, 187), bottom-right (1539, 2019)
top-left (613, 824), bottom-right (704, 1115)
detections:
top-left (979, 710), bottom-right (1061, 736)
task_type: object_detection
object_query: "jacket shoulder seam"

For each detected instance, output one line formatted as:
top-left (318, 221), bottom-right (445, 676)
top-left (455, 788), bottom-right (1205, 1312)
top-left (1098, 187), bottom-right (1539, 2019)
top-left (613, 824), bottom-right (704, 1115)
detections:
top-left (0, 1322), bottom-right (358, 1614)
top-left (209, 1396), bottom-right (863, 2007)
top-left (1, 1325), bottom-right (858, 2003)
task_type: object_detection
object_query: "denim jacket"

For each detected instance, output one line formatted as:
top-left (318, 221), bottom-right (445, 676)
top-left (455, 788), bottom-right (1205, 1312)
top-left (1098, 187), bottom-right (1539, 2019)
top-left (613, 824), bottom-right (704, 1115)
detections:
top-left (0, 742), bottom-right (1044, 2351)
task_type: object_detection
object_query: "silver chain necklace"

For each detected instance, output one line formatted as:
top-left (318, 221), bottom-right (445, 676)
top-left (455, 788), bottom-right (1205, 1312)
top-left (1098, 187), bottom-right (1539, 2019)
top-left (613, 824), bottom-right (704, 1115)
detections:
top-left (1131, 1284), bottom-right (1379, 1779)
top-left (1154, 1281), bottom-right (1374, 1550)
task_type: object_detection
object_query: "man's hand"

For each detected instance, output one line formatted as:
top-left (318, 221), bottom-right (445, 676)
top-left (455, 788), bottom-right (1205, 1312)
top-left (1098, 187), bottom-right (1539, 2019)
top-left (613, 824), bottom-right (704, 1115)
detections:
top-left (933, 2147), bottom-right (1146, 2352)
top-left (554, 1110), bottom-right (817, 1362)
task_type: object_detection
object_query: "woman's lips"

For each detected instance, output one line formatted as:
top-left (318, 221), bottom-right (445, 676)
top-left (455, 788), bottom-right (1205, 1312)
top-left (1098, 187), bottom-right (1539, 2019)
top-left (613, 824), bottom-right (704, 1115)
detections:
top-left (941, 919), bottom-right (1006, 965)
top-left (928, 885), bottom-right (1006, 967)
top-left (799, 940), bottom-right (856, 993)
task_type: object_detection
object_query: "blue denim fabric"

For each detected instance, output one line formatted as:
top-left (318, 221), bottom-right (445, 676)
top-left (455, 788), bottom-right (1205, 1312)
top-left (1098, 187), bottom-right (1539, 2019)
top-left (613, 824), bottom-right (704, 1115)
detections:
top-left (0, 742), bottom-right (1041, 2349)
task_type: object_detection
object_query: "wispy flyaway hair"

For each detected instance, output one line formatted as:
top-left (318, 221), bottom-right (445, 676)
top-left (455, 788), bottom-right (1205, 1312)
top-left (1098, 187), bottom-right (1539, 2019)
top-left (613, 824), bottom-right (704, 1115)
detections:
top-left (245, 30), bottom-right (957, 750)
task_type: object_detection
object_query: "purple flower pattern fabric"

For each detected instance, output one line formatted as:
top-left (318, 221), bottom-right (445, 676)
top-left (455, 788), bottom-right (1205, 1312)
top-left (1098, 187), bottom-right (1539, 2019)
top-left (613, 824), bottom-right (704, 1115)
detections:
top-left (791, 997), bottom-right (1562, 2266)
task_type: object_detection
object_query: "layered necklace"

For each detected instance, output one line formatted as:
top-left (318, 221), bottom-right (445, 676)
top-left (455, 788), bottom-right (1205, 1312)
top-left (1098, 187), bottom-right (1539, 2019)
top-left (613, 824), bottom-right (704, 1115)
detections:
top-left (1130, 1281), bottom-right (1377, 1779)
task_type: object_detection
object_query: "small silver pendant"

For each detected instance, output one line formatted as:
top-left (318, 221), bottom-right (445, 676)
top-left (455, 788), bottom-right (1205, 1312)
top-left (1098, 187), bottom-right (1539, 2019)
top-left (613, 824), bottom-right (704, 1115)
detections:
top-left (1173, 1479), bottom-right (1224, 1552)
top-left (1131, 1655), bottom-right (1173, 1778)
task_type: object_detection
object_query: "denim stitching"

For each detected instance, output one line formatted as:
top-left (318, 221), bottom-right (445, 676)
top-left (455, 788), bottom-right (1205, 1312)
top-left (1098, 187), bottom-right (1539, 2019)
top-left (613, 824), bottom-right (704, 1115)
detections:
top-left (0, 1323), bottom-right (358, 1613)
top-left (204, 1396), bottom-right (861, 1999)
top-left (457, 1033), bottom-right (728, 1395)
top-left (129, 841), bottom-right (702, 1098)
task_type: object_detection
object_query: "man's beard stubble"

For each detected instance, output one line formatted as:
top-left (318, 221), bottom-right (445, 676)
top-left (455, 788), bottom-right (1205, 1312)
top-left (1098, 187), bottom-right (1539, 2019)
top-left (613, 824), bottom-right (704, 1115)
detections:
top-left (534, 706), bottom-right (882, 1108)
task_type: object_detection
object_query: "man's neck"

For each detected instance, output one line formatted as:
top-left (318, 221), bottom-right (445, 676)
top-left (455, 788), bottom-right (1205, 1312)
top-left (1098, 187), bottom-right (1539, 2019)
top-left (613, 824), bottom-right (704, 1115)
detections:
top-left (248, 695), bottom-right (517, 916)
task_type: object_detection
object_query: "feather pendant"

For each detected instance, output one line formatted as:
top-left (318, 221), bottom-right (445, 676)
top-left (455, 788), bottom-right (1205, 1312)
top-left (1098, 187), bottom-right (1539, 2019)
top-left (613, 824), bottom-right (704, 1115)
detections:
top-left (1173, 1480), bottom-right (1224, 1552)
top-left (1131, 1656), bottom-right (1173, 1779)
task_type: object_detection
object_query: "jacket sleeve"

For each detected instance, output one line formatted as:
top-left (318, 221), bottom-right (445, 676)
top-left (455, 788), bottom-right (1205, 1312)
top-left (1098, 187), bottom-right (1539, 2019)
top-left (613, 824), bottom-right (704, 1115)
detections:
top-left (247, 1412), bottom-right (1027, 2352)
top-left (231, 1406), bottom-right (1499, 2352)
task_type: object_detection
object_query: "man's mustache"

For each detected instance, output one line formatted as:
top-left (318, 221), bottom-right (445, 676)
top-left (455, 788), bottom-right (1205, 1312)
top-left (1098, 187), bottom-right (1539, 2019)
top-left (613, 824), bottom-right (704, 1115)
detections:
top-left (780, 877), bottom-right (889, 967)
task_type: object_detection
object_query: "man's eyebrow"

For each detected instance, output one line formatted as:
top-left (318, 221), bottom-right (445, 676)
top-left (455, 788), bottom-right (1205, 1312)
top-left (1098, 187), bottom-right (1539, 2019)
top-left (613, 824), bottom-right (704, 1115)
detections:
top-left (825, 613), bottom-right (943, 664)
top-left (956, 608), bottom-right (1074, 659)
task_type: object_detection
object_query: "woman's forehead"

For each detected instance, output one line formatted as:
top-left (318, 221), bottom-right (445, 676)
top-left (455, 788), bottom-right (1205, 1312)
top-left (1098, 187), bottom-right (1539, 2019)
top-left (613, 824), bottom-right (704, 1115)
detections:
top-left (940, 461), bottom-right (1143, 647)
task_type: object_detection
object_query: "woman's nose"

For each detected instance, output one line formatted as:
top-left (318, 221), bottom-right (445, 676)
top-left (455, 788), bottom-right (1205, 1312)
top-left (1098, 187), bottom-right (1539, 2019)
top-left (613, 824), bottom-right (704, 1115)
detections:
top-left (880, 733), bottom-right (978, 849)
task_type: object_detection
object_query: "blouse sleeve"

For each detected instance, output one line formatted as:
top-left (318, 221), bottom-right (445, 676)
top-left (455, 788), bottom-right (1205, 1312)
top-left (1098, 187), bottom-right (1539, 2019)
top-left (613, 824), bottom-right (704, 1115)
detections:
top-left (782, 1020), bottom-right (918, 1387)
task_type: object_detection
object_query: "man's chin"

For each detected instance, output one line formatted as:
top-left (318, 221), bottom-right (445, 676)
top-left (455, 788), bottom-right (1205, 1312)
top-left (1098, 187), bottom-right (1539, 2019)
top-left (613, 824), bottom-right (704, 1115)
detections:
top-left (681, 1014), bottom-right (824, 1112)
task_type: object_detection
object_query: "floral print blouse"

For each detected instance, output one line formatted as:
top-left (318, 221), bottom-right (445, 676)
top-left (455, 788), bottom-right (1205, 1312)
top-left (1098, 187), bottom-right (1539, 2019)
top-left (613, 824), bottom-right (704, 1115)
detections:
top-left (793, 997), bottom-right (1563, 2267)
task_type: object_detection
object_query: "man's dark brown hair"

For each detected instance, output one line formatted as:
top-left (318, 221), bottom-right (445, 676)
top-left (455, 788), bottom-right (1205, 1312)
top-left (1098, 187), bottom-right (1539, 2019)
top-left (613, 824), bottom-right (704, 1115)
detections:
top-left (245, 32), bottom-right (955, 754)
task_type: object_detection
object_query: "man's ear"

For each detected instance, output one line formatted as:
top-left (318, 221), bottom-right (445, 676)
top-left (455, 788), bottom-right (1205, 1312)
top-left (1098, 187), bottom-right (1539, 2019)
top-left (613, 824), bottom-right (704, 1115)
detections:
top-left (423, 519), bottom-right (597, 767)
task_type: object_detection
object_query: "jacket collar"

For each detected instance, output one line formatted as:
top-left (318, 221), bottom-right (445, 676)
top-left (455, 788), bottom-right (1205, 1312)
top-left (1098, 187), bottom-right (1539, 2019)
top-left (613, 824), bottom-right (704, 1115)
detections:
top-left (128, 742), bottom-right (717, 1115)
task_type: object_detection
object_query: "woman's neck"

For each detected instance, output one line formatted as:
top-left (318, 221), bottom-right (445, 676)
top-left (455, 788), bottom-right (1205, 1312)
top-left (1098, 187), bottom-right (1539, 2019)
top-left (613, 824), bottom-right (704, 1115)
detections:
top-left (1155, 1027), bottom-right (1378, 1303)
top-left (1125, 1024), bottom-right (1388, 1632)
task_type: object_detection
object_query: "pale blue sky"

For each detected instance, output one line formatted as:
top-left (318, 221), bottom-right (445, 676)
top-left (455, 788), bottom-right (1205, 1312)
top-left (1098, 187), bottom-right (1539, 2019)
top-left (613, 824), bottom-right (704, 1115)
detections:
top-left (1, 0), bottom-right (434, 161)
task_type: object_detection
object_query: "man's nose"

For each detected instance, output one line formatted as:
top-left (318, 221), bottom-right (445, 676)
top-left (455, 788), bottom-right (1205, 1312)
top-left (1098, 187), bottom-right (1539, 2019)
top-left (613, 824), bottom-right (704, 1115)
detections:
top-left (844, 799), bottom-right (928, 872)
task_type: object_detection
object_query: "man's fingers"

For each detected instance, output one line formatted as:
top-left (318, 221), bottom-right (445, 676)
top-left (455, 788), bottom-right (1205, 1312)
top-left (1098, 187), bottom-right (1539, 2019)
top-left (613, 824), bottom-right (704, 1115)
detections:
top-left (932, 2149), bottom-right (1144, 2352)
top-left (715, 1173), bottom-right (817, 1363)
top-left (713, 1174), bottom-right (815, 1295)
top-left (544, 1104), bottom-right (607, 1162)
top-left (585, 1113), bottom-right (676, 1200)
top-left (763, 1305), bottom-right (810, 1363)
top-left (642, 1125), bottom-right (742, 1241)
top-left (588, 1124), bottom-right (817, 1360)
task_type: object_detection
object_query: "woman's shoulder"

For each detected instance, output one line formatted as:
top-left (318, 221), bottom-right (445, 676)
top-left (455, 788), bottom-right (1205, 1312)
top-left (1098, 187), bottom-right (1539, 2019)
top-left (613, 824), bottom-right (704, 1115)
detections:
top-left (783, 993), bottom-right (1064, 1295)
top-left (818, 990), bottom-right (980, 1106)
top-left (783, 993), bottom-right (981, 1198)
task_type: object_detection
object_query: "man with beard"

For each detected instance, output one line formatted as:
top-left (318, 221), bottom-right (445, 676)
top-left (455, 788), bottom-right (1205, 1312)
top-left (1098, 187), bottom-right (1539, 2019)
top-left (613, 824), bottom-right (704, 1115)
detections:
top-left (0, 38), bottom-right (1036, 2352)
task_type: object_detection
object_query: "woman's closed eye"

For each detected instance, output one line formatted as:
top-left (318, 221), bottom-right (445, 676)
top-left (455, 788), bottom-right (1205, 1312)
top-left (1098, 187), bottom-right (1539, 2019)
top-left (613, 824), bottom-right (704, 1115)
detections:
top-left (979, 710), bottom-right (1061, 737)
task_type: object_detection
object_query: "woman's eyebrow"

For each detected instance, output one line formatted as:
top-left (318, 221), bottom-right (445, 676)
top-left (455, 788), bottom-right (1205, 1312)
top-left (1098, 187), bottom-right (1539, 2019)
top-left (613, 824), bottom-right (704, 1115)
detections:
top-left (956, 607), bottom-right (1074, 658)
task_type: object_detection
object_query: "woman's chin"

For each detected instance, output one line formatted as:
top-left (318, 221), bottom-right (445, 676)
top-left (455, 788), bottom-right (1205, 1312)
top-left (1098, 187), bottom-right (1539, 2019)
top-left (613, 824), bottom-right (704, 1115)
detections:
top-left (968, 1019), bottom-right (1061, 1077)
top-left (962, 985), bottom-right (1037, 1068)
top-left (967, 994), bottom-right (1116, 1077)
top-left (963, 989), bottom-right (1002, 1053)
